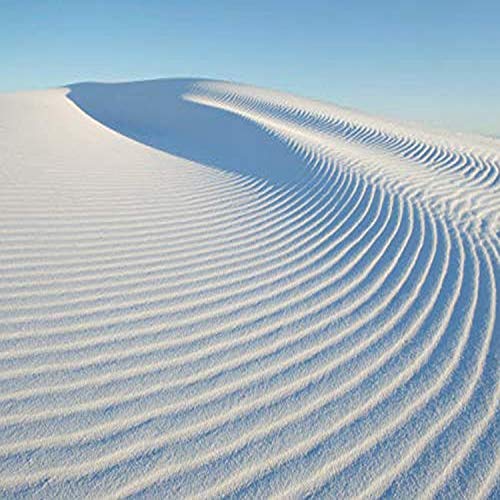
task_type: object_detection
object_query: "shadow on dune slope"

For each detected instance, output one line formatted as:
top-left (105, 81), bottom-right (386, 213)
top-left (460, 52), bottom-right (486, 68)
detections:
top-left (66, 79), bottom-right (308, 187)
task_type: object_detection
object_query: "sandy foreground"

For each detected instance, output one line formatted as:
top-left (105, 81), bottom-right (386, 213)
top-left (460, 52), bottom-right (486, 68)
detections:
top-left (0, 79), bottom-right (498, 498)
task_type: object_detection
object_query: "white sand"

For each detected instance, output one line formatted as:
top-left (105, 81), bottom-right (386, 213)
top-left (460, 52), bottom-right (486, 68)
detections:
top-left (0, 79), bottom-right (498, 498)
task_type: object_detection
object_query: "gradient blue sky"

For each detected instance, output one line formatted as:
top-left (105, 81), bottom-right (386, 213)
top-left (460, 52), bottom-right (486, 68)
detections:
top-left (1, 1), bottom-right (499, 136)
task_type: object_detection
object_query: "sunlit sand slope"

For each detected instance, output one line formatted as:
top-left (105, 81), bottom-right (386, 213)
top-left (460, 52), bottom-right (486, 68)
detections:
top-left (0, 79), bottom-right (498, 498)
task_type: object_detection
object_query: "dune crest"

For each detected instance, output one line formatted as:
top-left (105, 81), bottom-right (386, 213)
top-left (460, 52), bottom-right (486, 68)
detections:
top-left (0, 79), bottom-right (498, 497)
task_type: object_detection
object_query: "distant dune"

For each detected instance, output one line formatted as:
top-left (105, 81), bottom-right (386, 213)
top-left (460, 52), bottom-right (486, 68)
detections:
top-left (0, 78), bottom-right (498, 497)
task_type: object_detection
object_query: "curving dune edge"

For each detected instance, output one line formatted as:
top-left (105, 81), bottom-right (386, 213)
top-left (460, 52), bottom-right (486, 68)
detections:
top-left (0, 78), bottom-right (498, 498)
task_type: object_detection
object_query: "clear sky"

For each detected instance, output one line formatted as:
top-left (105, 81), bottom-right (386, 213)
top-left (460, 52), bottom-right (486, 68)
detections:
top-left (1, 0), bottom-right (499, 136)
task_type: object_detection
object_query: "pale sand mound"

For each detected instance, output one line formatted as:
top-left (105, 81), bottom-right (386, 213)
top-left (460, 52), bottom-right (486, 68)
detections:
top-left (0, 79), bottom-right (498, 498)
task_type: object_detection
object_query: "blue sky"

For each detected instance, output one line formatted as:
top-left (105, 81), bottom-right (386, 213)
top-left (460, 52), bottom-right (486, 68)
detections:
top-left (1, 1), bottom-right (499, 136)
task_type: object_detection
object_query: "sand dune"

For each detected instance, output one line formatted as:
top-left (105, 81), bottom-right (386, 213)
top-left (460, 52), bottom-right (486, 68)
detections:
top-left (0, 78), bottom-right (498, 498)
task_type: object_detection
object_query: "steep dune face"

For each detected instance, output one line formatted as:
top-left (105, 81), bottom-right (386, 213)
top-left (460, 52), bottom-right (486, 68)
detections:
top-left (67, 79), bottom-right (310, 186)
top-left (0, 79), bottom-right (498, 497)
